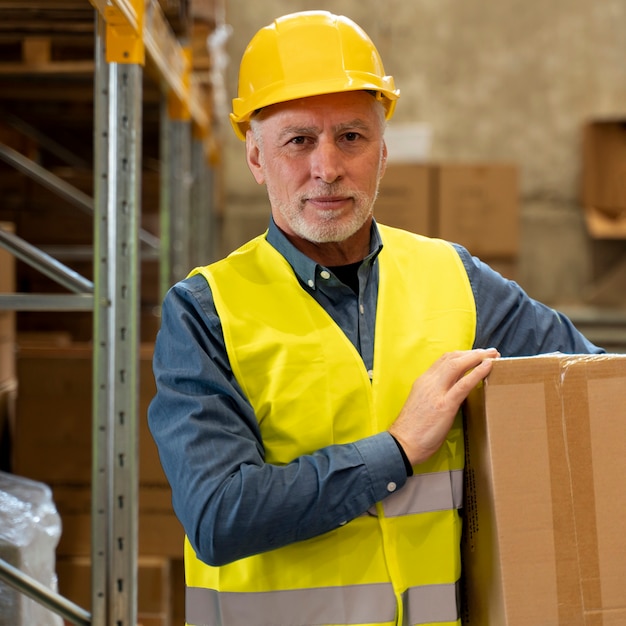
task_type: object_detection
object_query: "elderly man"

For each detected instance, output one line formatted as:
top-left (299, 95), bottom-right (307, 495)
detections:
top-left (148, 11), bottom-right (603, 626)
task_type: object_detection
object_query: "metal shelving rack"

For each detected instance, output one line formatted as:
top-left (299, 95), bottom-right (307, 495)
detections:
top-left (0, 1), bottom-right (221, 624)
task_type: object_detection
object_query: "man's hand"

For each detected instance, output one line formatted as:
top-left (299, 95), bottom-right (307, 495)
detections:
top-left (389, 348), bottom-right (500, 466)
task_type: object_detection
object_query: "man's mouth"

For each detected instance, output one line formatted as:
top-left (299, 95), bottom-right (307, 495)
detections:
top-left (306, 195), bottom-right (352, 210)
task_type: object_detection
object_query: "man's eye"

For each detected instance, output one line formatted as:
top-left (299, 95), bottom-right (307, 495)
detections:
top-left (344, 132), bottom-right (361, 142)
top-left (289, 136), bottom-right (307, 145)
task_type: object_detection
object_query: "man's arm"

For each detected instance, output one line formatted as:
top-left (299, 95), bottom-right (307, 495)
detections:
top-left (453, 244), bottom-right (605, 356)
top-left (147, 274), bottom-right (408, 566)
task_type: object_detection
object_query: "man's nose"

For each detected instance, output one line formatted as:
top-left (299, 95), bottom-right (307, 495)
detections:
top-left (310, 140), bottom-right (344, 184)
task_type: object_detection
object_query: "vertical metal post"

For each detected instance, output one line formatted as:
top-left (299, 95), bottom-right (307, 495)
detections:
top-left (158, 97), bottom-right (172, 301)
top-left (190, 137), bottom-right (215, 266)
top-left (92, 12), bottom-right (141, 626)
top-left (163, 114), bottom-right (192, 283)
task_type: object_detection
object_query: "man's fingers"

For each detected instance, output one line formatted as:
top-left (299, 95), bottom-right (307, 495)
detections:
top-left (390, 349), bottom-right (501, 466)
top-left (459, 356), bottom-right (494, 390)
top-left (439, 348), bottom-right (499, 383)
top-left (447, 349), bottom-right (499, 402)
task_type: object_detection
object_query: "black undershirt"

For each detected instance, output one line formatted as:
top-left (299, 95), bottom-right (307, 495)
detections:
top-left (327, 261), bottom-right (361, 295)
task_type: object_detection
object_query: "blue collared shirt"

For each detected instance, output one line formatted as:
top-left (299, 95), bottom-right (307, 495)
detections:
top-left (148, 218), bottom-right (603, 566)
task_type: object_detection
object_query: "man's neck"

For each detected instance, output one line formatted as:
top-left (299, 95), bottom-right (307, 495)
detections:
top-left (278, 221), bottom-right (372, 267)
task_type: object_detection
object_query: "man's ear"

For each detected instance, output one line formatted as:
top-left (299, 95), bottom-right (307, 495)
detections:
top-left (380, 140), bottom-right (388, 178)
top-left (246, 130), bottom-right (265, 185)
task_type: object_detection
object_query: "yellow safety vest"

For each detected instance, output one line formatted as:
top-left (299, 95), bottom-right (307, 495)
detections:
top-left (185, 225), bottom-right (476, 626)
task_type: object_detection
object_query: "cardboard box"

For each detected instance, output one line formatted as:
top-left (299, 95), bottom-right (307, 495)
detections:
top-left (0, 222), bottom-right (16, 293)
top-left (0, 222), bottom-right (16, 384)
top-left (170, 558), bottom-right (185, 625)
top-left (436, 163), bottom-right (519, 258)
top-left (57, 555), bottom-right (171, 625)
top-left (136, 618), bottom-right (168, 626)
top-left (52, 485), bottom-right (183, 558)
top-left (0, 313), bottom-right (15, 383)
top-left (12, 342), bottom-right (167, 486)
top-left (462, 353), bottom-right (626, 625)
top-left (582, 119), bottom-right (626, 238)
top-left (0, 378), bottom-right (17, 472)
top-left (56, 509), bottom-right (184, 558)
top-left (375, 163), bottom-right (519, 257)
top-left (375, 163), bottom-right (433, 236)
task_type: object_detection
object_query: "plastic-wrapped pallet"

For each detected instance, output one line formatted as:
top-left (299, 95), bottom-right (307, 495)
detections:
top-left (0, 471), bottom-right (63, 626)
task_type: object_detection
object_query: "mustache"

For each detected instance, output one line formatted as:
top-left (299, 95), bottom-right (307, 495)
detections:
top-left (301, 184), bottom-right (371, 203)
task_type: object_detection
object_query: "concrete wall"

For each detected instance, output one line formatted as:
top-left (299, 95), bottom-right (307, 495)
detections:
top-left (219, 0), bottom-right (626, 305)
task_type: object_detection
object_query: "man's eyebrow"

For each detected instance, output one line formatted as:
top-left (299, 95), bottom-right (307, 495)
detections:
top-left (278, 125), bottom-right (320, 140)
top-left (335, 118), bottom-right (371, 132)
top-left (277, 119), bottom-right (372, 140)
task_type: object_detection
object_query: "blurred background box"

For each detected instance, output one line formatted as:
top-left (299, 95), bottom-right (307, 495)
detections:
top-left (436, 162), bottom-right (519, 259)
top-left (0, 222), bottom-right (16, 385)
top-left (375, 164), bottom-right (433, 236)
top-left (376, 161), bottom-right (519, 279)
top-left (12, 342), bottom-right (165, 486)
top-left (56, 556), bottom-right (171, 626)
top-left (582, 119), bottom-right (626, 238)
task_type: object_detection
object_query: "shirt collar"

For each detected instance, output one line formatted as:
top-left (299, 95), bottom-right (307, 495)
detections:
top-left (266, 216), bottom-right (384, 291)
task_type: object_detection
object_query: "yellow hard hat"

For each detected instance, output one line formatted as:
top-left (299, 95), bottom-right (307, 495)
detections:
top-left (230, 11), bottom-right (400, 140)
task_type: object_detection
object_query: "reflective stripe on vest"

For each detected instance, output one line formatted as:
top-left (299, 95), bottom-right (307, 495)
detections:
top-left (186, 580), bottom-right (460, 626)
top-left (368, 470), bottom-right (463, 517)
top-left (404, 581), bottom-right (461, 625)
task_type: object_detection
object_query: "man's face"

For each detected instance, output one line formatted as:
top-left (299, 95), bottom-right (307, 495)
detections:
top-left (245, 91), bottom-right (388, 246)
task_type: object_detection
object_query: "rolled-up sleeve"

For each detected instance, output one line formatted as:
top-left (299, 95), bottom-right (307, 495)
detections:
top-left (148, 274), bottom-right (408, 566)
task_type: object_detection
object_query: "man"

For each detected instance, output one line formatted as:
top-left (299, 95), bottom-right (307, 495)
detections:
top-left (148, 11), bottom-right (603, 626)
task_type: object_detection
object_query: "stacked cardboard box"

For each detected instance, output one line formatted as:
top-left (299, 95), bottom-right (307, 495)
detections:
top-left (56, 556), bottom-right (172, 626)
top-left (0, 222), bottom-right (16, 381)
top-left (577, 119), bottom-right (626, 307)
top-left (0, 222), bottom-right (16, 472)
top-left (12, 341), bottom-right (185, 625)
top-left (582, 119), bottom-right (626, 239)
top-left (375, 162), bottom-right (519, 280)
top-left (462, 353), bottom-right (626, 625)
top-left (7, 169), bottom-right (162, 344)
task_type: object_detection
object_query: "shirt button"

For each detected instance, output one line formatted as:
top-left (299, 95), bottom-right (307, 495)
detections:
top-left (339, 520), bottom-right (347, 526)
top-left (367, 369), bottom-right (374, 380)
top-left (307, 279), bottom-right (314, 288)
top-left (320, 270), bottom-right (331, 280)
top-left (387, 482), bottom-right (397, 493)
